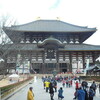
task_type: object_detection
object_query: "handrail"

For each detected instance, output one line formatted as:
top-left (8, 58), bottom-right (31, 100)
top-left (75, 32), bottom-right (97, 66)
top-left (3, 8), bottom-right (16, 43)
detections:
top-left (0, 77), bottom-right (33, 99)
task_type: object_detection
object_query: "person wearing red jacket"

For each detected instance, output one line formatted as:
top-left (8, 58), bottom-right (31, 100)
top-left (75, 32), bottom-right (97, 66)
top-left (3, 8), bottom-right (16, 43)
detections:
top-left (75, 81), bottom-right (79, 89)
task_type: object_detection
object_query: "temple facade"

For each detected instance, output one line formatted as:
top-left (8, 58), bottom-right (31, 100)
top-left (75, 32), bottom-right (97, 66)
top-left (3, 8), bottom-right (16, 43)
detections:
top-left (1, 19), bottom-right (100, 74)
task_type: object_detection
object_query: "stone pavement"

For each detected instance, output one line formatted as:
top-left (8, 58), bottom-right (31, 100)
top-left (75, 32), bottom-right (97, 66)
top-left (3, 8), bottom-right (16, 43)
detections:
top-left (5, 77), bottom-right (100, 100)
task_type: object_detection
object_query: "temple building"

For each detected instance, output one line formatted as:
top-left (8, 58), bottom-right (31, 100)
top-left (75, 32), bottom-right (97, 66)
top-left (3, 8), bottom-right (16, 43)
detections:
top-left (1, 19), bottom-right (100, 74)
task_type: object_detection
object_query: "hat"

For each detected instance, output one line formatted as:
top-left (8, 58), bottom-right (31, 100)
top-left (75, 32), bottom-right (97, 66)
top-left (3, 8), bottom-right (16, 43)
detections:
top-left (30, 87), bottom-right (33, 90)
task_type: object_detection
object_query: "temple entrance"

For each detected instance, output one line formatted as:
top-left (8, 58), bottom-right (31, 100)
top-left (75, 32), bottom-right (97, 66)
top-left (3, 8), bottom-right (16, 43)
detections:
top-left (62, 69), bottom-right (67, 73)
top-left (31, 63), bottom-right (42, 73)
top-left (59, 63), bottom-right (67, 73)
top-left (34, 69), bottom-right (39, 73)
top-left (45, 63), bottom-right (56, 74)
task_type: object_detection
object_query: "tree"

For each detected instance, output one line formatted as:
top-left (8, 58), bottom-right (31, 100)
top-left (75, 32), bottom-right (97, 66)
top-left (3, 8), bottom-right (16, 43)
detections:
top-left (0, 14), bottom-right (18, 44)
top-left (0, 14), bottom-right (18, 74)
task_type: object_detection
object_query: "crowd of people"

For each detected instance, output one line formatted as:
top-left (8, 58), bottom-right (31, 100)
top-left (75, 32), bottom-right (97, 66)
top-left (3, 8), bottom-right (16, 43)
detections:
top-left (74, 80), bottom-right (99, 100)
top-left (42, 75), bottom-right (100, 100)
top-left (42, 76), bottom-right (65, 100)
top-left (27, 75), bottom-right (100, 100)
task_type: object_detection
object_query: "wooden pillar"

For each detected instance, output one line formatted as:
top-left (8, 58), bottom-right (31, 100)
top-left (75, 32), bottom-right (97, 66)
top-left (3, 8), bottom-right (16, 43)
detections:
top-left (42, 63), bottom-right (45, 74)
top-left (69, 52), bottom-right (72, 72)
top-left (56, 51), bottom-right (60, 73)
top-left (63, 52), bottom-right (65, 61)
top-left (76, 52), bottom-right (78, 69)
top-left (82, 52), bottom-right (85, 69)
top-left (63, 52), bottom-right (67, 73)
top-left (56, 63), bottom-right (59, 73)
top-left (42, 51), bottom-right (45, 74)
top-left (92, 52), bottom-right (95, 64)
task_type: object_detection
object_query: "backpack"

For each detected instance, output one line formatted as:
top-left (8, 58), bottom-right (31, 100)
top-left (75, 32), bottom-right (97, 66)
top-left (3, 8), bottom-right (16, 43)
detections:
top-left (89, 89), bottom-right (95, 97)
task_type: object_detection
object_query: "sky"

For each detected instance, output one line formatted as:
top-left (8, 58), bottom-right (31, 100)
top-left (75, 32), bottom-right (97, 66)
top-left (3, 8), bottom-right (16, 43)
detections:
top-left (0, 0), bottom-right (100, 45)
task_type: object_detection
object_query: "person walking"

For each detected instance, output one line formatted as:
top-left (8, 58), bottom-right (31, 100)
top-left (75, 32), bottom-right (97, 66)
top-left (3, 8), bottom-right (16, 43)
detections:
top-left (91, 81), bottom-right (97, 95)
top-left (53, 80), bottom-right (57, 92)
top-left (76, 87), bottom-right (85, 100)
top-left (75, 81), bottom-right (79, 89)
top-left (49, 82), bottom-right (54, 100)
top-left (62, 79), bottom-right (66, 87)
top-left (84, 89), bottom-right (89, 100)
top-left (66, 79), bottom-right (69, 87)
top-left (99, 83), bottom-right (100, 94)
top-left (27, 87), bottom-right (34, 100)
top-left (89, 86), bottom-right (95, 100)
top-left (81, 80), bottom-right (88, 90)
top-left (44, 80), bottom-right (50, 92)
top-left (73, 88), bottom-right (78, 100)
top-left (58, 87), bottom-right (64, 100)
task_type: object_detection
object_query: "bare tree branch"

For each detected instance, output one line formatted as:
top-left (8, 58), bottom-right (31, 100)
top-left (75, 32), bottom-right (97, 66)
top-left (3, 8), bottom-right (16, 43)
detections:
top-left (0, 14), bottom-right (20, 74)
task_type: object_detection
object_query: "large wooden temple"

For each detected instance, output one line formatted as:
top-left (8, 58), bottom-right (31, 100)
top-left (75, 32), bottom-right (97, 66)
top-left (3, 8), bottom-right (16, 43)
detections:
top-left (1, 19), bottom-right (100, 74)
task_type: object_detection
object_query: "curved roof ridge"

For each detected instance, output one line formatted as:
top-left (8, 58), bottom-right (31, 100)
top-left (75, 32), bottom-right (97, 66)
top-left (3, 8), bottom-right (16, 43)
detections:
top-left (53, 20), bottom-right (96, 30)
top-left (38, 36), bottom-right (64, 48)
top-left (10, 19), bottom-right (96, 30)
top-left (11, 20), bottom-right (38, 27)
top-left (42, 36), bottom-right (63, 44)
top-left (4, 19), bottom-right (97, 33)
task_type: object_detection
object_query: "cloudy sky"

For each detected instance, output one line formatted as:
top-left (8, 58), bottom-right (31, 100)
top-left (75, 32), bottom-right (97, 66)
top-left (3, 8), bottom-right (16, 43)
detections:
top-left (0, 0), bottom-right (100, 45)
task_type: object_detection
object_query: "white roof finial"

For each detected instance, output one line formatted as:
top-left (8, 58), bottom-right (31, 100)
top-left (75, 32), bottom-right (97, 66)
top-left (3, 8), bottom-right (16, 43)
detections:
top-left (56, 17), bottom-right (60, 20)
top-left (36, 17), bottom-right (41, 20)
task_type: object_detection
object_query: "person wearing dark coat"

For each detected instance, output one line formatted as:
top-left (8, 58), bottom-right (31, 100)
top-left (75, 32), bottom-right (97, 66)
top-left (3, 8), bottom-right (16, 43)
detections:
top-left (89, 86), bottom-right (95, 100)
top-left (84, 89), bottom-right (88, 100)
top-left (49, 83), bottom-right (54, 100)
top-left (99, 83), bottom-right (100, 94)
top-left (81, 80), bottom-right (88, 90)
top-left (53, 80), bottom-right (57, 92)
top-left (91, 81), bottom-right (97, 95)
top-left (76, 87), bottom-right (85, 100)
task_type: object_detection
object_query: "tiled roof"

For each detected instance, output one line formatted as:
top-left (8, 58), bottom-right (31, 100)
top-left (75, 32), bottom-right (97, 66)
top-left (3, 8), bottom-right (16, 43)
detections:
top-left (86, 65), bottom-right (100, 71)
top-left (4, 20), bottom-right (96, 32)
top-left (61, 44), bottom-right (100, 51)
top-left (1, 43), bottom-right (100, 51)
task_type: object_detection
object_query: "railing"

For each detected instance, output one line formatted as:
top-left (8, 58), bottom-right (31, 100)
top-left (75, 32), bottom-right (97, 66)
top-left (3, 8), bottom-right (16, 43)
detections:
top-left (0, 77), bottom-right (33, 100)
